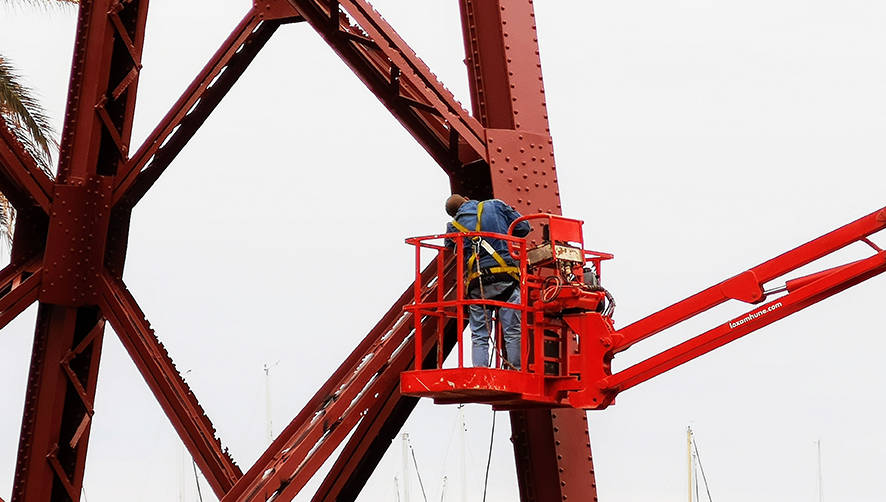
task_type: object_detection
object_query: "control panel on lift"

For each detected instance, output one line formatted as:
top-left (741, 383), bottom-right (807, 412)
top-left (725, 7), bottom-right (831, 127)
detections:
top-left (399, 214), bottom-right (617, 410)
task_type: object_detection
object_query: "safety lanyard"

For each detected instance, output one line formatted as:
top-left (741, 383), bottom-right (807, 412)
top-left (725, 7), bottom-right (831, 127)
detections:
top-left (450, 202), bottom-right (520, 285)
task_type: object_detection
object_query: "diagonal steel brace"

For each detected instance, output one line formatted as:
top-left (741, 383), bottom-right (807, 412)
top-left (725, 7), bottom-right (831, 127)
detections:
top-left (97, 271), bottom-right (242, 497)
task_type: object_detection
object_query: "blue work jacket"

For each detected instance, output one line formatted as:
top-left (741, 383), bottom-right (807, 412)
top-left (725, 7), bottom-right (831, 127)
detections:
top-left (445, 199), bottom-right (531, 270)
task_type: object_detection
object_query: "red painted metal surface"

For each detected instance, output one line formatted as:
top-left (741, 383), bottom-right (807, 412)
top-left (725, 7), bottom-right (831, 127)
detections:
top-left (11, 0), bottom-right (151, 498)
top-left (0, 122), bottom-right (53, 212)
top-left (402, 207), bottom-right (886, 410)
top-left (454, 2), bottom-right (598, 498)
top-left (511, 409), bottom-right (599, 502)
top-left (97, 272), bottom-right (241, 494)
top-left (400, 217), bottom-right (614, 408)
top-left (113, 9), bottom-right (301, 208)
top-left (458, 0), bottom-right (561, 215)
top-left (591, 207), bottom-right (886, 404)
top-left (278, 0), bottom-right (487, 174)
top-left (0, 258), bottom-right (42, 332)
top-left (222, 262), bottom-right (456, 501)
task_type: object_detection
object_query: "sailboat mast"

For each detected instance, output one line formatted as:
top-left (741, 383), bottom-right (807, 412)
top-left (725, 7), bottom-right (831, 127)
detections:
top-left (687, 427), bottom-right (693, 502)
top-left (817, 439), bottom-right (823, 502)
top-left (403, 432), bottom-right (411, 502)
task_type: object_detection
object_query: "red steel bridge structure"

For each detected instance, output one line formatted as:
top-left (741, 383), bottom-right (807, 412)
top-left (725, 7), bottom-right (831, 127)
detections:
top-left (0, 1), bottom-right (883, 501)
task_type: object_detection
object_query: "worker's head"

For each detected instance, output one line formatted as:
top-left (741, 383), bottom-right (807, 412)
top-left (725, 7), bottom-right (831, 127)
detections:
top-left (445, 194), bottom-right (468, 217)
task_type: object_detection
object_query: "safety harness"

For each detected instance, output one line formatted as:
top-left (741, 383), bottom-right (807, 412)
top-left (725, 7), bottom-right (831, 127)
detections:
top-left (450, 201), bottom-right (521, 288)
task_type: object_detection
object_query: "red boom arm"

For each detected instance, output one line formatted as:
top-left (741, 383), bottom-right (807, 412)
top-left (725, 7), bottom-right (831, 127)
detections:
top-left (581, 206), bottom-right (886, 407)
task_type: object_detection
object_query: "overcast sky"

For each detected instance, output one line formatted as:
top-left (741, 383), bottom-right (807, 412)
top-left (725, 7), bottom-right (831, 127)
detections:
top-left (1, 1), bottom-right (886, 501)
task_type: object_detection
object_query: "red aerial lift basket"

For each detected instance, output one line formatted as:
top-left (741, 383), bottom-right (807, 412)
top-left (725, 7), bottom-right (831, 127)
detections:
top-left (399, 214), bottom-right (614, 409)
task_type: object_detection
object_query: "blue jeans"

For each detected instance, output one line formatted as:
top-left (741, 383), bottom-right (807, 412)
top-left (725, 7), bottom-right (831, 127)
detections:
top-left (467, 280), bottom-right (521, 369)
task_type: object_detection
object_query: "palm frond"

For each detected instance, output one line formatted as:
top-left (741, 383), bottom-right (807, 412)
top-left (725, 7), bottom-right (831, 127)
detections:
top-left (0, 0), bottom-right (78, 9)
top-left (0, 55), bottom-right (57, 168)
top-left (5, 117), bottom-right (55, 177)
top-left (0, 0), bottom-right (76, 249)
top-left (0, 195), bottom-right (14, 249)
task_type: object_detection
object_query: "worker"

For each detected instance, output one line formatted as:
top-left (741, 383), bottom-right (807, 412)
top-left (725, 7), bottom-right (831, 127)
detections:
top-left (444, 194), bottom-right (531, 369)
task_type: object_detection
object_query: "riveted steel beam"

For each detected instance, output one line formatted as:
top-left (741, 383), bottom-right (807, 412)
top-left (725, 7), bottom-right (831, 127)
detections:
top-left (0, 120), bottom-right (53, 212)
top-left (97, 272), bottom-right (242, 497)
top-left (114, 9), bottom-right (297, 207)
top-left (12, 305), bottom-right (104, 502)
top-left (310, 323), bottom-right (457, 502)
top-left (456, 2), bottom-right (595, 500)
top-left (12, 1), bottom-right (150, 500)
top-left (223, 262), bottom-right (454, 501)
top-left (0, 258), bottom-right (42, 333)
top-left (4, 1), bottom-right (596, 501)
top-left (285, 0), bottom-right (487, 173)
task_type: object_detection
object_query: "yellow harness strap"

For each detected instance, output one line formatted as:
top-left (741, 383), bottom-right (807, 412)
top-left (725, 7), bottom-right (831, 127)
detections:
top-left (450, 201), bottom-right (520, 286)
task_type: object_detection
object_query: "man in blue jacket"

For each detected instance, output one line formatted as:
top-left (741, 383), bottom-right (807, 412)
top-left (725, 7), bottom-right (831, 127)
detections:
top-left (445, 194), bottom-right (531, 369)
